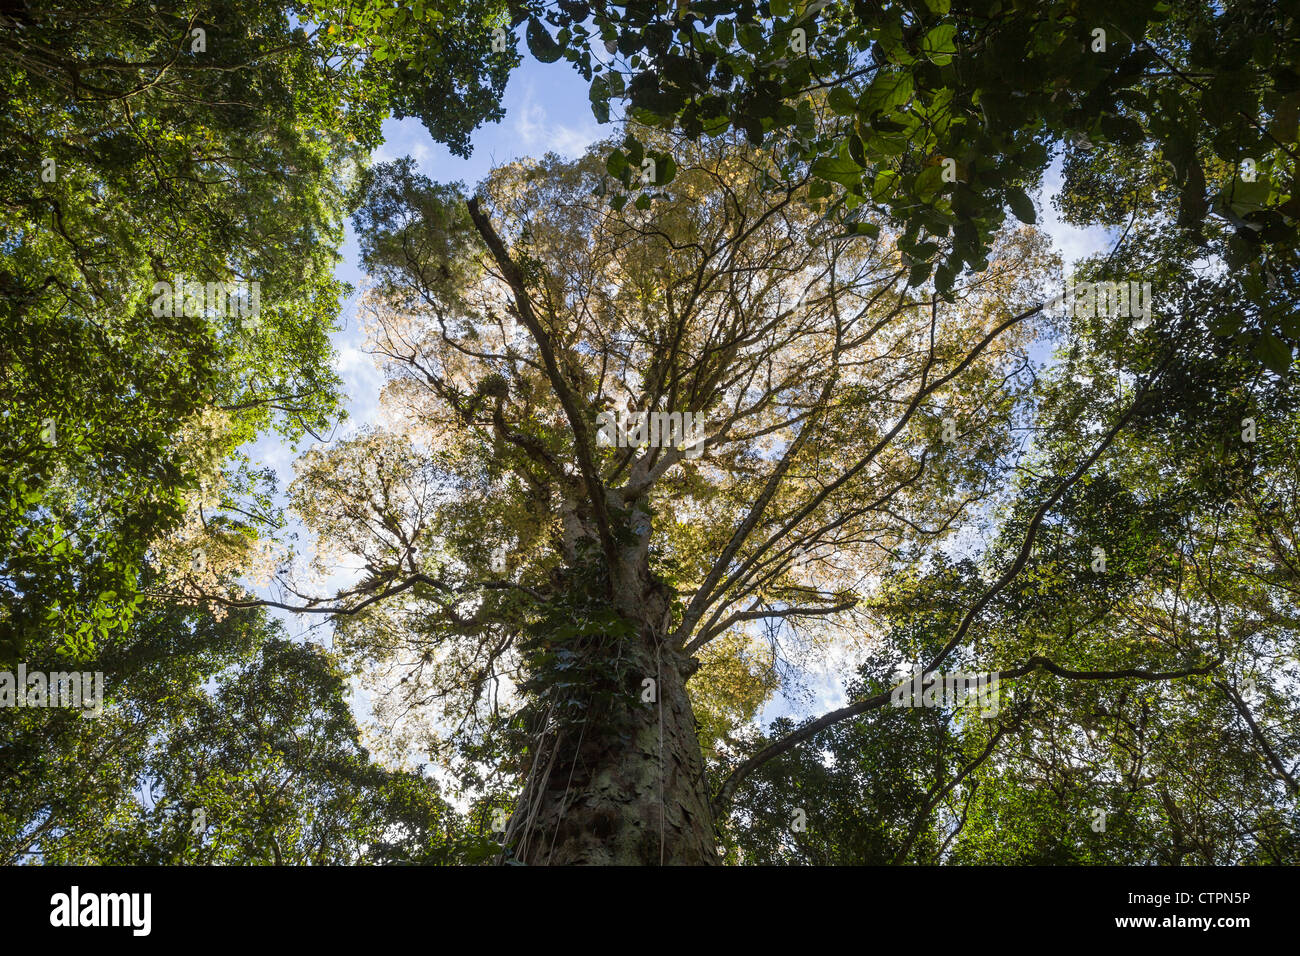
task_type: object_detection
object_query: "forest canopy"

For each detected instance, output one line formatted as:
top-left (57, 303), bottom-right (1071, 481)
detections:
top-left (2, 0), bottom-right (1298, 866)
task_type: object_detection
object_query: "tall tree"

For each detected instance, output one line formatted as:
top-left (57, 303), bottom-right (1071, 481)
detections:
top-left (254, 132), bottom-right (1057, 863)
top-left (8, 0), bottom-right (1295, 868)
top-left (255, 115), bottom-right (1297, 862)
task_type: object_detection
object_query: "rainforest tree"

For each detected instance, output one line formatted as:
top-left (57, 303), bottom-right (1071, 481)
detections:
top-left (245, 133), bottom-right (1060, 863)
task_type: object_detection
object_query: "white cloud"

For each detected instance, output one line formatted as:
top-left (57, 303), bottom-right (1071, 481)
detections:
top-left (1039, 158), bottom-right (1113, 269)
top-left (370, 118), bottom-right (434, 170)
top-left (512, 82), bottom-right (601, 158)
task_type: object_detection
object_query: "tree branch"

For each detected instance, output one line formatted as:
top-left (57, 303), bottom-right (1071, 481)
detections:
top-left (465, 196), bottom-right (618, 583)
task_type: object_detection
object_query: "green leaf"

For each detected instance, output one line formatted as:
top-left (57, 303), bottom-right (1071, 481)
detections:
top-left (1209, 311), bottom-right (1244, 336)
top-left (1280, 310), bottom-right (1300, 339)
top-left (828, 87), bottom-right (857, 116)
top-left (872, 169), bottom-right (899, 202)
top-left (915, 165), bottom-right (946, 202)
top-left (860, 72), bottom-right (914, 114)
top-left (1006, 187), bottom-right (1037, 224)
top-left (921, 25), bottom-right (957, 65)
top-left (737, 23), bottom-right (765, 55)
top-left (527, 18), bottom-right (563, 63)
top-left (795, 98), bottom-right (816, 136)
top-left (811, 154), bottom-right (863, 189)
top-left (589, 76), bottom-right (611, 124)
top-left (1255, 332), bottom-right (1293, 375)
top-left (934, 260), bottom-right (956, 293)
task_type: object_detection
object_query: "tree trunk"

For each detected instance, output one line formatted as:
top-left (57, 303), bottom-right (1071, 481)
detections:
top-left (504, 624), bottom-right (718, 866)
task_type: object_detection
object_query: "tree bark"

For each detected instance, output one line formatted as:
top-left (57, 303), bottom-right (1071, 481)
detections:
top-left (504, 630), bottom-right (719, 865)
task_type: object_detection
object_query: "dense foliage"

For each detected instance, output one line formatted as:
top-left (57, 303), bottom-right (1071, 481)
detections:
top-left (3, 0), bottom-right (1296, 865)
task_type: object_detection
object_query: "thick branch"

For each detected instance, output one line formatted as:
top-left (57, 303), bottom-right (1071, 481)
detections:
top-left (465, 196), bottom-right (618, 581)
